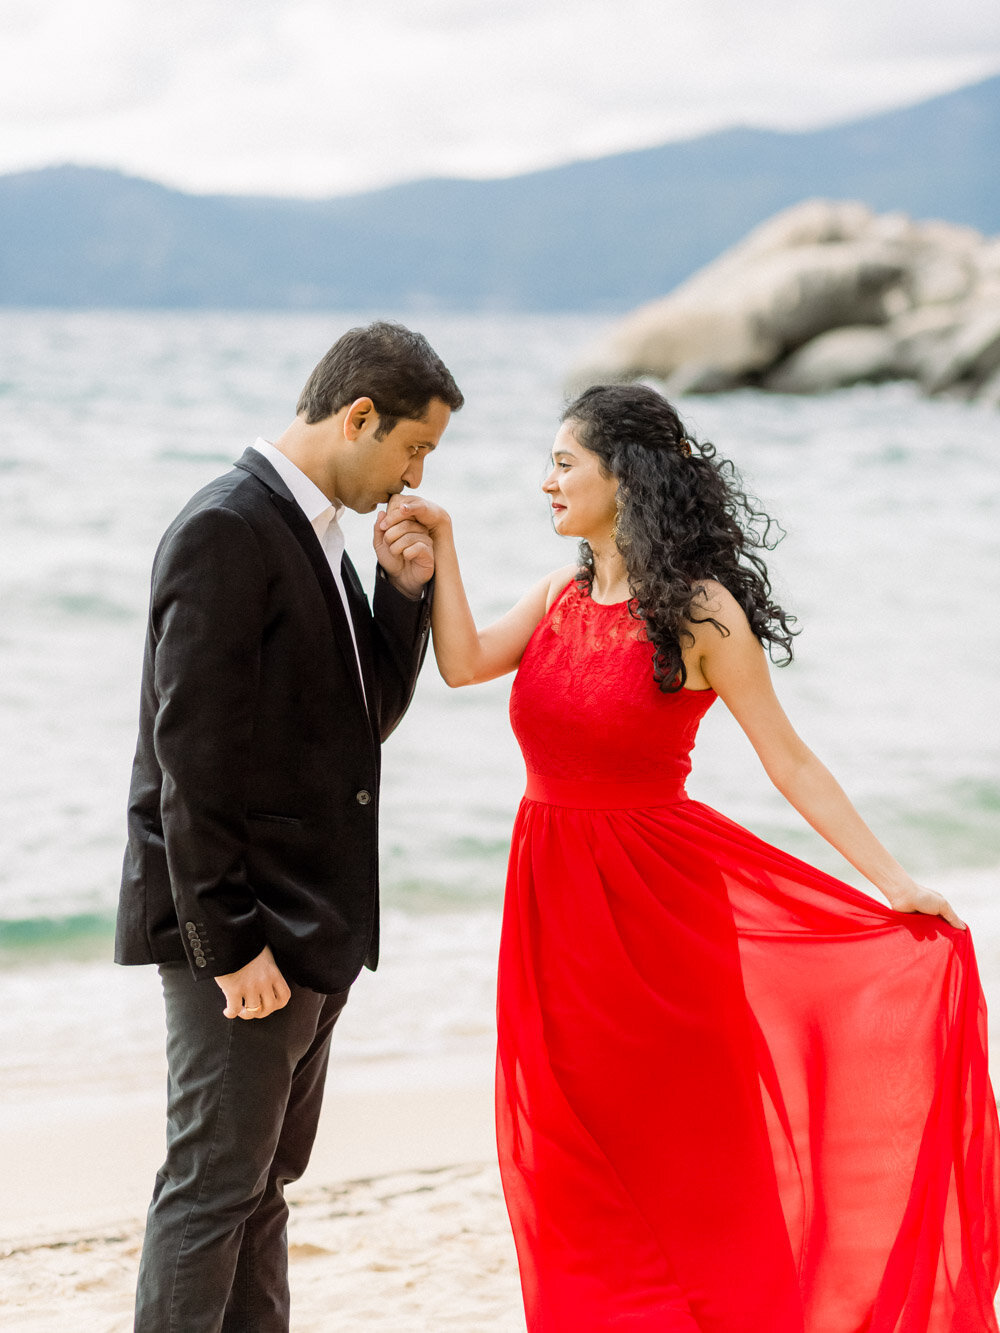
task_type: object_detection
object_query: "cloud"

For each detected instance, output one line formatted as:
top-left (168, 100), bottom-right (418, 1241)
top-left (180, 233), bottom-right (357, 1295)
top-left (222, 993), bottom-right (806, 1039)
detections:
top-left (0, 0), bottom-right (997, 196)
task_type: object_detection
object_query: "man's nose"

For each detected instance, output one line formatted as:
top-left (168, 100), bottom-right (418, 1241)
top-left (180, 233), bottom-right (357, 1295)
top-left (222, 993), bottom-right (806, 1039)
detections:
top-left (402, 457), bottom-right (424, 489)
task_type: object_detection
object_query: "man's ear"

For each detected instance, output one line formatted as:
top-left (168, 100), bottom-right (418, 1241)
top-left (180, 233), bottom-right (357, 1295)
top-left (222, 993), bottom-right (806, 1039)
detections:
top-left (343, 397), bottom-right (377, 441)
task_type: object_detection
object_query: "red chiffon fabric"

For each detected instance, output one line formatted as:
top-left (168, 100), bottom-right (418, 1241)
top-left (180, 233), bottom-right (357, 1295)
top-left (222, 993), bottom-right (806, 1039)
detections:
top-left (497, 580), bottom-right (999, 1331)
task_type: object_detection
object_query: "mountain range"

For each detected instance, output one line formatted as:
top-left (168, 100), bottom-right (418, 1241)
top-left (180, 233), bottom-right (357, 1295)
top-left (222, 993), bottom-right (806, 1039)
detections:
top-left (1, 74), bottom-right (998, 312)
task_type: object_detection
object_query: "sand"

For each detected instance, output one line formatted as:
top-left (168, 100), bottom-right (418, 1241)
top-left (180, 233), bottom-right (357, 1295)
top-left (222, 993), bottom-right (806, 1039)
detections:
top-left (0, 1162), bottom-right (521, 1332)
top-left (0, 1064), bottom-right (525, 1331)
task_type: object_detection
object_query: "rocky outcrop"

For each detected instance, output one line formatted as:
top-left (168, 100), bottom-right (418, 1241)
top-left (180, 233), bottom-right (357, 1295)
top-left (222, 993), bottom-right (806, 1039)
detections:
top-left (569, 200), bottom-right (1000, 407)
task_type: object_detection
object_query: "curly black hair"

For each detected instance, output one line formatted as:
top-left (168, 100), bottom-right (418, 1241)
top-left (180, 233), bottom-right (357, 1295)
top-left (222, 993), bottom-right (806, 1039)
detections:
top-left (563, 383), bottom-right (798, 692)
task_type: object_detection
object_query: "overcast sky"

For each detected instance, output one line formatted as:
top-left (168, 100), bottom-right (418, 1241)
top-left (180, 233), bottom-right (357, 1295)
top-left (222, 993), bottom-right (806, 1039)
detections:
top-left (2, 0), bottom-right (999, 198)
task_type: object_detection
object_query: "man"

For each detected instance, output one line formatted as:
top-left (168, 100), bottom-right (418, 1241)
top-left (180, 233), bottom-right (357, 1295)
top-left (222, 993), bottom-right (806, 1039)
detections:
top-left (116, 321), bottom-right (463, 1331)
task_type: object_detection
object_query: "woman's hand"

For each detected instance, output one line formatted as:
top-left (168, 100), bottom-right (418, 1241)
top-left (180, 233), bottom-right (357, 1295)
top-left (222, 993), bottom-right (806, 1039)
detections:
top-left (376, 492), bottom-right (571, 687)
top-left (379, 493), bottom-right (452, 544)
top-left (372, 494), bottom-right (446, 597)
top-left (886, 882), bottom-right (966, 930)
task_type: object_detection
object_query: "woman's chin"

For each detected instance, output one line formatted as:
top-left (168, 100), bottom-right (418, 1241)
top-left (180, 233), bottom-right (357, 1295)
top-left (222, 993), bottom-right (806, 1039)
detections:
top-left (552, 518), bottom-right (599, 543)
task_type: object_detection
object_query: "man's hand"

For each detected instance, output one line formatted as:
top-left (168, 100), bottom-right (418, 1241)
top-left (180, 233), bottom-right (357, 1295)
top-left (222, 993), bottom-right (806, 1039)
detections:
top-left (214, 944), bottom-right (292, 1020)
top-left (372, 494), bottom-right (440, 598)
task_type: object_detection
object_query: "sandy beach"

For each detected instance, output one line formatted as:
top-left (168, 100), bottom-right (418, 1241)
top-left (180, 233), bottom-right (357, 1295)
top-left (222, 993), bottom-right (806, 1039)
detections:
top-left (0, 1162), bottom-right (521, 1332)
top-left (0, 1061), bottom-right (524, 1331)
top-left (0, 948), bottom-right (524, 1332)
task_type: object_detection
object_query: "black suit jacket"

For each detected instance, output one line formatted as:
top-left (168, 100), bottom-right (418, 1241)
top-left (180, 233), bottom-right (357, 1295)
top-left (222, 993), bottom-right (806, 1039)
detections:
top-left (115, 448), bottom-right (431, 994)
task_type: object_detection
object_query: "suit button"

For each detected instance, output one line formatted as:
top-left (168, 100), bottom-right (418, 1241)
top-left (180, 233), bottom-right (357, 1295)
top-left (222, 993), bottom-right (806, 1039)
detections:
top-left (355, 790), bottom-right (372, 806)
top-left (185, 922), bottom-right (197, 934)
top-left (195, 957), bottom-right (207, 968)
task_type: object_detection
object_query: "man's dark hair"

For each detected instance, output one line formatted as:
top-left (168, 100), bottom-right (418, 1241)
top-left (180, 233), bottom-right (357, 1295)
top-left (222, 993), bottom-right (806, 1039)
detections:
top-left (296, 321), bottom-right (464, 438)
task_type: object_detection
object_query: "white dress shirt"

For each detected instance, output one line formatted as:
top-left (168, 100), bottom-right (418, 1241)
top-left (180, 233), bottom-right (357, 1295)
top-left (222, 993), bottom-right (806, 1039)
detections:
top-left (250, 438), bottom-right (367, 705)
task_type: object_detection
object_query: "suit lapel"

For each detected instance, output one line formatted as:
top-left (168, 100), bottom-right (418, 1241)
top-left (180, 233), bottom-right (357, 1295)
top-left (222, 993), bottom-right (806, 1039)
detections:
top-left (234, 449), bottom-right (369, 719)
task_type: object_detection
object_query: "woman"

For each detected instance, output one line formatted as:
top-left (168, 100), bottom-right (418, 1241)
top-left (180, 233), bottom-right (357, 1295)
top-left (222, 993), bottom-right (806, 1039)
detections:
top-left (380, 383), bottom-right (999, 1331)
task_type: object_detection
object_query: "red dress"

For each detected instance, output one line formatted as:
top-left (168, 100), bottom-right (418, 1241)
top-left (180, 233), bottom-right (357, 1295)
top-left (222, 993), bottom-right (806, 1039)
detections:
top-left (497, 580), bottom-right (1000, 1332)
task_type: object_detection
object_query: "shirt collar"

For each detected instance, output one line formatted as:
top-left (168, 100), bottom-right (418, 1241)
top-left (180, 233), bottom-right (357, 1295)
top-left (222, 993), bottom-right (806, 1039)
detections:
top-left (250, 438), bottom-right (344, 525)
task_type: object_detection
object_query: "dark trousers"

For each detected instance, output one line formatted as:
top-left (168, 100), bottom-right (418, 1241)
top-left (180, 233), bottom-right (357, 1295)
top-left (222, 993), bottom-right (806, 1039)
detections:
top-left (134, 963), bottom-right (349, 1333)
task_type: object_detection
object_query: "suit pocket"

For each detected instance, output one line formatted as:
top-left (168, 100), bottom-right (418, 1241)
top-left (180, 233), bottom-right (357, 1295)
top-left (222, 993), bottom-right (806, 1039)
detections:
top-left (248, 811), bottom-right (304, 827)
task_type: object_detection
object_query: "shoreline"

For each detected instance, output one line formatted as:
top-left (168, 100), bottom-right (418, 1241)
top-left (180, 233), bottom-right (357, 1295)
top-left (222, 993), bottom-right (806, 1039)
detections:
top-left (1, 1059), bottom-right (499, 1246)
top-left (1, 1059), bottom-right (523, 1331)
top-left (0, 910), bottom-right (518, 1326)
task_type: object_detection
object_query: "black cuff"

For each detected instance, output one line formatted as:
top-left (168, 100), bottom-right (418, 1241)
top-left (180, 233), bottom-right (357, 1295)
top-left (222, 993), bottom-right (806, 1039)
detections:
top-left (376, 564), bottom-right (428, 601)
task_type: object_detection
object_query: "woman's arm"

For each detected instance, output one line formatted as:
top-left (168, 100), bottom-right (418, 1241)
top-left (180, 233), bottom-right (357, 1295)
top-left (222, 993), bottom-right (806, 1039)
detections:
top-left (378, 494), bottom-right (576, 686)
top-left (690, 583), bottom-right (965, 928)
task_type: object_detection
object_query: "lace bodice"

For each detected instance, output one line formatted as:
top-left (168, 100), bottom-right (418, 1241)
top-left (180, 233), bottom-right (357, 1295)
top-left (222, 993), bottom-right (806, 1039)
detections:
top-left (509, 579), bottom-right (716, 788)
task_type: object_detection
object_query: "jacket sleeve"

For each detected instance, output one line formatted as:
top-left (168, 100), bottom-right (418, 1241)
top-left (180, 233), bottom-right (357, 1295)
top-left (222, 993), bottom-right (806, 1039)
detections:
top-left (150, 505), bottom-right (269, 978)
top-left (370, 568), bottom-right (433, 742)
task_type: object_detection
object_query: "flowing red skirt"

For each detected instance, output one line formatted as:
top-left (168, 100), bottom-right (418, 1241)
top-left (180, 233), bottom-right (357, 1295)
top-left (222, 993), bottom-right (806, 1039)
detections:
top-left (496, 777), bottom-right (1000, 1332)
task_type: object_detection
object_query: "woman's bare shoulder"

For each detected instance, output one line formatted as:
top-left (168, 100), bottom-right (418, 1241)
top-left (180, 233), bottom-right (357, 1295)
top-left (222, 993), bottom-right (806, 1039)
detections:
top-left (687, 579), bottom-right (754, 640)
top-left (543, 564), bottom-right (579, 612)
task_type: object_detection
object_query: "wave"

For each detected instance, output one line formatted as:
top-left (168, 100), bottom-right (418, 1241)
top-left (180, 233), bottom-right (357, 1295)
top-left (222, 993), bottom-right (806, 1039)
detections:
top-left (41, 592), bottom-right (136, 620)
top-left (0, 911), bottom-right (114, 963)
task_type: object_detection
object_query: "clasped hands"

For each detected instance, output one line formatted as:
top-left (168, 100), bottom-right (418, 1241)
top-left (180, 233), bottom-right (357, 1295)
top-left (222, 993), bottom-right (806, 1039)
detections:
top-left (374, 493), bottom-right (449, 594)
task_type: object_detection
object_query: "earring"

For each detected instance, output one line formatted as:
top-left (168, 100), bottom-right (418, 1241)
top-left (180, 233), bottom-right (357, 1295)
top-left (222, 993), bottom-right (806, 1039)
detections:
top-left (611, 502), bottom-right (625, 547)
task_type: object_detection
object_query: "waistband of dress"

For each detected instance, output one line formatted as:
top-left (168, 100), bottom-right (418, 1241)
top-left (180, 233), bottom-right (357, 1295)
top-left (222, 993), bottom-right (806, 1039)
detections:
top-left (523, 771), bottom-right (688, 810)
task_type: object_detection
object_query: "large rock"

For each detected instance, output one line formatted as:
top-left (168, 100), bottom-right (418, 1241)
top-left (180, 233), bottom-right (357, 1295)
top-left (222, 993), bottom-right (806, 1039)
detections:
top-left (765, 327), bottom-right (901, 394)
top-left (571, 235), bottom-right (906, 390)
top-left (890, 305), bottom-right (966, 379)
top-left (923, 307), bottom-right (1000, 393)
top-left (716, 198), bottom-right (875, 262)
top-left (569, 199), bottom-right (1000, 407)
top-left (906, 252), bottom-right (975, 306)
top-left (976, 366), bottom-right (1000, 409)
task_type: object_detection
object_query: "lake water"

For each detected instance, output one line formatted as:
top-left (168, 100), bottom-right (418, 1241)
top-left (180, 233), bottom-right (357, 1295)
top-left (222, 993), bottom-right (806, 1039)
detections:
top-left (0, 309), bottom-right (998, 1101)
